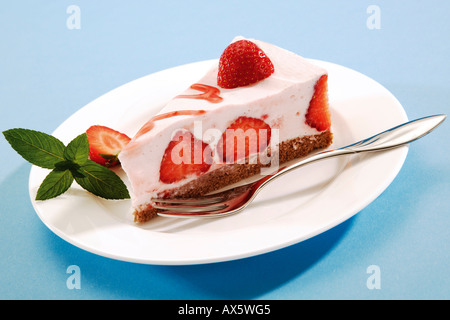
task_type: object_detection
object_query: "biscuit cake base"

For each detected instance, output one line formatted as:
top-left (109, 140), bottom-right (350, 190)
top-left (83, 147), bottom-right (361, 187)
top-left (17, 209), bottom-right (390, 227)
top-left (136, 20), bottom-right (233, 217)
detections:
top-left (133, 130), bottom-right (332, 223)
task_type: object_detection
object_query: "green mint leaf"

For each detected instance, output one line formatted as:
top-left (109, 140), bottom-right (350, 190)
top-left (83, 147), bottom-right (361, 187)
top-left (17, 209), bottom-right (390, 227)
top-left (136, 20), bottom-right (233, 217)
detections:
top-left (64, 132), bottom-right (89, 164)
top-left (3, 128), bottom-right (65, 169)
top-left (73, 160), bottom-right (130, 200)
top-left (36, 169), bottom-right (74, 201)
top-left (54, 160), bottom-right (80, 172)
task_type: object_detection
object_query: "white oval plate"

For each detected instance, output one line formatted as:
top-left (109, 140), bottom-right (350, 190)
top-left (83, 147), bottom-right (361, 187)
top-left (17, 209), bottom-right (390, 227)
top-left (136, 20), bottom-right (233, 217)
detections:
top-left (29, 59), bottom-right (408, 265)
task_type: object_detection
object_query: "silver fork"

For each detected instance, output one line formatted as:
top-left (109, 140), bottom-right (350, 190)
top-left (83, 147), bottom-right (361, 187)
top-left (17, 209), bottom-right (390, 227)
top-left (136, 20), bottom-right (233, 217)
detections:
top-left (153, 115), bottom-right (446, 219)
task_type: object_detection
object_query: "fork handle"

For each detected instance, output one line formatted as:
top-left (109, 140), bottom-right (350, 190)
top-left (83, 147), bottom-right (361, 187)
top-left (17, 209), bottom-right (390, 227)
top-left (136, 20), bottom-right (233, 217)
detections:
top-left (257, 115), bottom-right (446, 189)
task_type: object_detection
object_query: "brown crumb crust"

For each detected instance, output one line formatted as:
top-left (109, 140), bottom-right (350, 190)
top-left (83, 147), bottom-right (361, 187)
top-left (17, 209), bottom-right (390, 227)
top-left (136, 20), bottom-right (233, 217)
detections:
top-left (133, 130), bottom-right (332, 223)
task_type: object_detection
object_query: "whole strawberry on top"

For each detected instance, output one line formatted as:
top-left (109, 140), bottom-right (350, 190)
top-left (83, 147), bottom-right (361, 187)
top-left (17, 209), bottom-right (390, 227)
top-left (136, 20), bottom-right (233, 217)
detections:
top-left (217, 39), bottom-right (275, 89)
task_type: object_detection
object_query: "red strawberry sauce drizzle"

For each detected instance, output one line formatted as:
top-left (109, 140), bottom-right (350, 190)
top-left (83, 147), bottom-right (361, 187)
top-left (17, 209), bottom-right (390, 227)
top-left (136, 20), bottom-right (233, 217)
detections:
top-left (176, 84), bottom-right (223, 103)
top-left (133, 110), bottom-right (207, 139)
top-left (132, 84), bottom-right (223, 142)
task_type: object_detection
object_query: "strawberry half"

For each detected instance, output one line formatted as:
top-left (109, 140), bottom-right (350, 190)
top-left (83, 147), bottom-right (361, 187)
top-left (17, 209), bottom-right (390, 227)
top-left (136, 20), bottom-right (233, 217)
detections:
top-left (159, 131), bottom-right (212, 184)
top-left (217, 117), bottom-right (271, 163)
top-left (217, 40), bottom-right (275, 89)
top-left (305, 74), bottom-right (331, 131)
top-left (86, 125), bottom-right (131, 167)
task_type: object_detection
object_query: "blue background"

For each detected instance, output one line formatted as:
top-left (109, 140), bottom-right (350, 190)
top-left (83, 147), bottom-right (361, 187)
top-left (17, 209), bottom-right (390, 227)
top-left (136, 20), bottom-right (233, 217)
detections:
top-left (1, 0), bottom-right (449, 299)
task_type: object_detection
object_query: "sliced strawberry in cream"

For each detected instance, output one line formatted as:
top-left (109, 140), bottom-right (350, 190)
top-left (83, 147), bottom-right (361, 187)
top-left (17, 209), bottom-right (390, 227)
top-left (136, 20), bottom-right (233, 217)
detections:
top-left (159, 131), bottom-right (212, 184)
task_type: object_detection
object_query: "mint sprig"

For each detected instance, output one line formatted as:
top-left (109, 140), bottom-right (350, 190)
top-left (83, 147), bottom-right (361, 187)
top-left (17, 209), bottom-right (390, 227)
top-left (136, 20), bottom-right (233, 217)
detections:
top-left (3, 128), bottom-right (130, 201)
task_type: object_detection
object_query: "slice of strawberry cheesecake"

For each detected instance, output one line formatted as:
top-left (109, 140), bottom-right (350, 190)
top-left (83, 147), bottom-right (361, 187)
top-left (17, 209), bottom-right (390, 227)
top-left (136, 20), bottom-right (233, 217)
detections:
top-left (119, 37), bottom-right (332, 223)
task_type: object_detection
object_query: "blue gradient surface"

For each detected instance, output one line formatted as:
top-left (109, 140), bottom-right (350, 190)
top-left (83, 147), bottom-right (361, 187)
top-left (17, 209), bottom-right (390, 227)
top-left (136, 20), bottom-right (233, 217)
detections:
top-left (1, 0), bottom-right (449, 299)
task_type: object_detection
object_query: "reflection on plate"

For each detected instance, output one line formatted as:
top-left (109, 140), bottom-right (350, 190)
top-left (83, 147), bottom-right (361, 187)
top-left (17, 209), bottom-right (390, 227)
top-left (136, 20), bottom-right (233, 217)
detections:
top-left (29, 59), bottom-right (408, 265)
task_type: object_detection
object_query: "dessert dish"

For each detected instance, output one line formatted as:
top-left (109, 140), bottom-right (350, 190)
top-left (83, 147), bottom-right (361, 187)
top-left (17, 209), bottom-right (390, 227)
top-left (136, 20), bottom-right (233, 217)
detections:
top-left (119, 36), bottom-right (333, 223)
